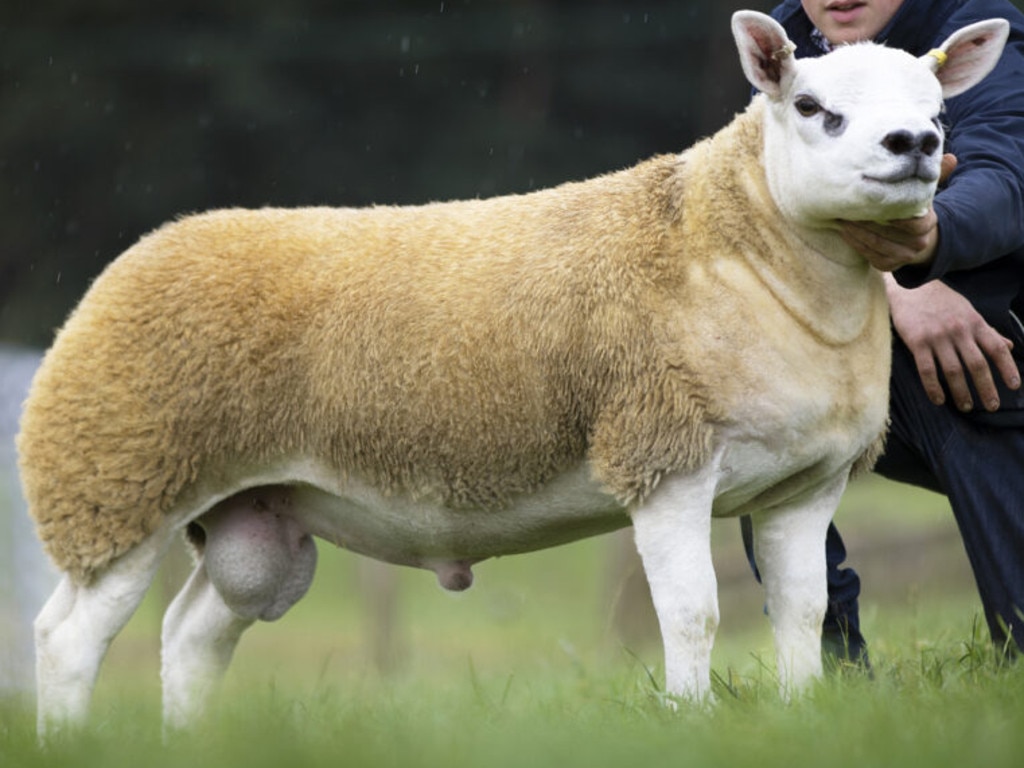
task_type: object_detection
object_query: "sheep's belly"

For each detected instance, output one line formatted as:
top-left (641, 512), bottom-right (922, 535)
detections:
top-left (272, 462), bottom-right (631, 570)
top-left (199, 425), bottom-right (860, 586)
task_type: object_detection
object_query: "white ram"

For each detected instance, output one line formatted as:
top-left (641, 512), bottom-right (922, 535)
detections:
top-left (18, 11), bottom-right (1008, 736)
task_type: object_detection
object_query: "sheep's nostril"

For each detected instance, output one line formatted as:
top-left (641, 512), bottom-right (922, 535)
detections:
top-left (881, 129), bottom-right (916, 155)
top-left (882, 129), bottom-right (941, 156)
top-left (920, 132), bottom-right (940, 156)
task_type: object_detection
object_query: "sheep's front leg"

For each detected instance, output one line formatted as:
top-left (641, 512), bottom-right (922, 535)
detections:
top-left (631, 464), bottom-right (720, 704)
top-left (751, 474), bottom-right (847, 697)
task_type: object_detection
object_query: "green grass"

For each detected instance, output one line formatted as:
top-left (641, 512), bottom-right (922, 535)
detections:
top-left (3, 475), bottom-right (1022, 767)
top-left (3, 636), bottom-right (1023, 768)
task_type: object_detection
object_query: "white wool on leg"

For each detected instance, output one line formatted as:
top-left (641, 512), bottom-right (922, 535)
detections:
top-left (35, 534), bottom-right (167, 739)
top-left (750, 475), bottom-right (846, 698)
top-left (631, 461), bottom-right (721, 703)
top-left (160, 561), bottom-right (254, 733)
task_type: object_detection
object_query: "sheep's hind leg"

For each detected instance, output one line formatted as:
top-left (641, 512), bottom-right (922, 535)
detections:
top-left (160, 486), bottom-right (317, 732)
top-left (35, 533), bottom-right (170, 740)
top-left (159, 562), bottom-right (254, 732)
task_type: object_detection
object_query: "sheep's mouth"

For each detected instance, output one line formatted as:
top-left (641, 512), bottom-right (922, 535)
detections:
top-left (864, 173), bottom-right (937, 186)
top-left (863, 158), bottom-right (940, 185)
top-left (863, 169), bottom-right (939, 185)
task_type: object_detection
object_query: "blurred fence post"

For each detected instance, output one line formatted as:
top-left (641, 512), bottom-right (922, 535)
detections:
top-left (356, 558), bottom-right (404, 674)
top-left (0, 346), bottom-right (57, 698)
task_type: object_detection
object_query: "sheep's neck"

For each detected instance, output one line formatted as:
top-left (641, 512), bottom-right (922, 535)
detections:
top-left (742, 161), bottom-right (879, 346)
top-left (680, 106), bottom-right (882, 347)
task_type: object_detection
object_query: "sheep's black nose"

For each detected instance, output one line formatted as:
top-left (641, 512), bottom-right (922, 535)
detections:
top-left (882, 129), bottom-right (941, 156)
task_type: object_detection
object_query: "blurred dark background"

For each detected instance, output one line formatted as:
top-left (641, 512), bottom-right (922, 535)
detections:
top-left (1, 0), bottom-right (780, 347)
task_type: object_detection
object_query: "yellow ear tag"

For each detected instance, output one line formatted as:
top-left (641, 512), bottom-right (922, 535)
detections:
top-left (927, 48), bottom-right (948, 69)
top-left (772, 42), bottom-right (797, 61)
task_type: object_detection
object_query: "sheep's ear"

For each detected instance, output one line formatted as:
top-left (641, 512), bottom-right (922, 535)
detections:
top-left (731, 10), bottom-right (797, 98)
top-left (923, 18), bottom-right (1010, 98)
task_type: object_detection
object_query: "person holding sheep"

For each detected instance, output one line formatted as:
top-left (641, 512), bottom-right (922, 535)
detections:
top-left (743, 0), bottom-right (1024, 663)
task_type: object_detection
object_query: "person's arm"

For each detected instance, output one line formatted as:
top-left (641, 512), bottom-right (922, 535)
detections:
top-left (840, 30), bottom-right (1024, 408)
top-left (840, 151), bottom-right (1020, 411)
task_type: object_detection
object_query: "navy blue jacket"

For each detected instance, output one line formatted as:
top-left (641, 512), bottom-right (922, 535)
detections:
top-left (771, 0), bottom-right (1024, 420)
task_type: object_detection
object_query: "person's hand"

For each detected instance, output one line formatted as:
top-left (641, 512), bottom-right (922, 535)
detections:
top-left (886, 275), bottom-right (1020, 412)
top-left (837, 154), bottom-right (957, 272)
top-left (839, 211), bottom-right (939, 271)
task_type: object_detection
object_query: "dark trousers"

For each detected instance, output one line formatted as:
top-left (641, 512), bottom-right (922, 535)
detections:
top-left (743, 339), bottom-right (1024, 654)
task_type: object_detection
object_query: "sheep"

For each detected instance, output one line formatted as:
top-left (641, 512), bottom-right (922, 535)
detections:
top-left (18, 10), bottom-right (1008, 736)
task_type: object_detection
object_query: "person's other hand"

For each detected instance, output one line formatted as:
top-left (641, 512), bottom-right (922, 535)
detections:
top-left (886, 275), bottom-right (1020, 412)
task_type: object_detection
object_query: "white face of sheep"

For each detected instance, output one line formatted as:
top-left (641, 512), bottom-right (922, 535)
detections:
top-left (731, 11), bottom-right (1009, 227)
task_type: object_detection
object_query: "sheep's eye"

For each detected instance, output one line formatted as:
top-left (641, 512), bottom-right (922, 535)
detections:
top-left (794, 96), bottom-right (822, 117)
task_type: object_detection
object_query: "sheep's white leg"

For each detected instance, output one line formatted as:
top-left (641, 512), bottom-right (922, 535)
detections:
top-left (751, 475), bottom-right (846, 698)
top-left (631, 462), bottom-right (720, 704)
top-left (35, 533), bottom-right (169, 739)
top-left (160, 562), bottom-right (254, 732)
